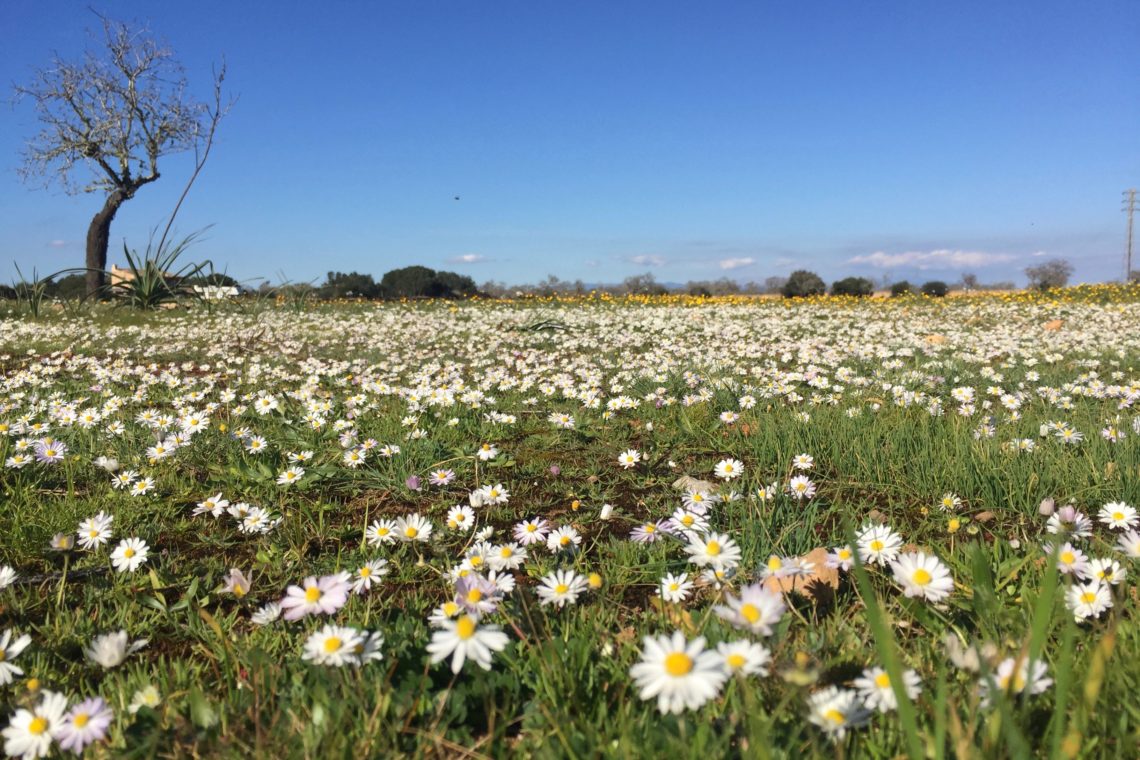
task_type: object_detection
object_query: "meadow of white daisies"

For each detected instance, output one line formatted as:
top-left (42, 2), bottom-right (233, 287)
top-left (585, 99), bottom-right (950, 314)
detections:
top-left (1, 290), bottom-right (1138, 758)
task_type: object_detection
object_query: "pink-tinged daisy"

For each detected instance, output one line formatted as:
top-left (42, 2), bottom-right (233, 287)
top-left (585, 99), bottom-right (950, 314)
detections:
top-left (714, 583), bottom-right (785, 635)
top-left (513, 517), bottom-right (550, 546)
top-left (280, 573), bottom-right (352, 620)
top-left (55, 697), bottom-right (114, 754)
top-left (630, 520), bottom-right (669, 543)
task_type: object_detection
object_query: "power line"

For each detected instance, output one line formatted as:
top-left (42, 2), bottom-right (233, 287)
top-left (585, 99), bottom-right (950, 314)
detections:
top-left (1125, 188), bottom-right (1137, 282)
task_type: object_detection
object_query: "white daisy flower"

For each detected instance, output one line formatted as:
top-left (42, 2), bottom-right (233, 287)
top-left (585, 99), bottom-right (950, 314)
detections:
top-left (629, 631), bottom-right (727, 714)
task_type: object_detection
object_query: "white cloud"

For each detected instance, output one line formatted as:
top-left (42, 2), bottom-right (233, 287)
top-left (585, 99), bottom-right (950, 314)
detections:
top-left (447, 253), bottom-right (486, 264)
top-left (627, 254), bottom-right (665, 267)
top-left (718, 257), bottom-right (755, 270)
top-left (47, 239), bottom-right (67, 248)
top-left (847, 249), bottom-right (1016, 270)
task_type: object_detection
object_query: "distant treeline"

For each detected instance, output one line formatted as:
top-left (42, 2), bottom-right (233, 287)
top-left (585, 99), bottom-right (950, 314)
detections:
top-left (478, 271), bottom-right (1019, 298)
top-left (3, 266), bottom-right (1053, 302)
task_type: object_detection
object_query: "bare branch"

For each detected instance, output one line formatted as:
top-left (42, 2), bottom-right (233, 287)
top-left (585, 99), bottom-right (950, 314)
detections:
top-left (12, 17), bottom-right (218, 197)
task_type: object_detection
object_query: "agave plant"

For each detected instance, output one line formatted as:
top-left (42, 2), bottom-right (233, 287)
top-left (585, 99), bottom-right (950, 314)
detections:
top-left (109, 230), bottom-right (213, 310)
top-left (12, 264), bottom-right (57, 318)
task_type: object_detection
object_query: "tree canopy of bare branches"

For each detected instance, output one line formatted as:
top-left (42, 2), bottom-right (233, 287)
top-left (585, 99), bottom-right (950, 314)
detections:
top-left (1024, 258), bottom-right (1074, 291)
top-left (14, 17), bottom-right (227, 296)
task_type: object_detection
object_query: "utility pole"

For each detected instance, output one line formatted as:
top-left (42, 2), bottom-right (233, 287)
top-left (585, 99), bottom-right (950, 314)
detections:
top-left (1125, 188), bottom-right (1137, 282)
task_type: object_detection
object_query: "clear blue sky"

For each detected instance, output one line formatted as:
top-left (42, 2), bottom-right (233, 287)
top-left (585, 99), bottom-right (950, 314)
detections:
top-left (1, 0), bottom-right (1137, 287)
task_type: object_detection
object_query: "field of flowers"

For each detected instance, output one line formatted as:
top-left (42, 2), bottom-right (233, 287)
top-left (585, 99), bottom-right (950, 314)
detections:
top-left (1, 287), bottom-right (1138, 758)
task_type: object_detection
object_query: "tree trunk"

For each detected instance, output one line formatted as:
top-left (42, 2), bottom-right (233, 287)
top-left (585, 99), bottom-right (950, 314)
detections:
top-left (85, 190), bottom-right (126, 298)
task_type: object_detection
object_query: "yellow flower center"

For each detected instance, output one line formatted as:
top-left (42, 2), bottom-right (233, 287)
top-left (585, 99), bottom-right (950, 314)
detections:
top-left (89, 530), bottom-right (98, 538)
top-left (1081, 591), bottom-right (1097, 604)
top-left (824, 709), bottom-right (846, 725)
top-left (1113, 512), bottom-right (1124, 521)
top-left (73, 712), bottom-right (90, 728)
top-left (727, 654), bottom-right (746, 670)
top-left (555, 584), bottom-right (569, 594)
top-left (359, 567), bottom-right (371, 577)
top-left (874, 673), bottom-right (891, 688)
top-left (560, 535), bottom-right (571, 546)
top-left (305, 587), bottom-right (322, 603)
top-left (838, 548), bottom-right (852, 560)
top-left (123, 548), bottom-right (135, 558)
top-left (912, 569), bottom-right (932, 586)
top-left (456, 514), bottom-right (466, 522)
top-left (1060, 551), bottom-right (1075, 565)
top-left (739, 603), bottom-right (761, 623)
top-left (664, 652), bottom-right (693, 676)
top-left (28, 717), bottom-right (48, 735)
top-left (681, 515), bottom-right (694, 526)
top-left (767, 556), bottom-right (782, 571)
top-left (870, 540), bottom-right (884, 552)
top-left (405, 527), bottom-right (419, 538)
top-left (456, 616), bottom-right (477, 640)
top-left (442, 601), bottom-right (460, 616)
top-left (706, 541), bottom-right (721, 556)
top-left (323, 637), bottom-right (342, 653)
top-left (467, 589), bottom-right (484, 603)
top-left (499, 547), bottom-right (512, 558)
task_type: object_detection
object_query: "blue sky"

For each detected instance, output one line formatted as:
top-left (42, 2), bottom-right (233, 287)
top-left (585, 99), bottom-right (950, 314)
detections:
top-left (1, 1), bottom-right (1137, 288)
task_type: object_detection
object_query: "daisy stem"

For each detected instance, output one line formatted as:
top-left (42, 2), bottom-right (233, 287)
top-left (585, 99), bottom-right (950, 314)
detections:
top-left (56, 553), bottom-right (69, 606)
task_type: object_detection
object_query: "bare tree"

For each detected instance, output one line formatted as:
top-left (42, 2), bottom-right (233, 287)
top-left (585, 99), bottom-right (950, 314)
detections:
top-left (763, 275), bottom-right (788, 294)
top-left (14, 17), bottom-right (228, 297)
top-left (1024, 258), bottom-right (1074, 291)
top-left (961, 272), bottom-right (979, 291)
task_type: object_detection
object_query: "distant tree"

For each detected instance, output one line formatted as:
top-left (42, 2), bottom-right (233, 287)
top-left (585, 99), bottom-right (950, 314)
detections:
top-left (0, 284), bottom-right (19, 300)
top-left (1024, 258), bottom-right (1074, 290)
top-left (379, 266), bottom-right (477, 299)
top-left (763, 275), bottom-right (789, 294)
top-left (685, 278), bottom-right (740, 297)
top-left (961, 272), bottom-right (979, 291)
top-left (535, 274), bottom-right (574, 296)
top-left (44, 273), bottom-right (88, 300)
top-left (379, 266), bottom-right (439, 298)
top-left (830, 276), bottom-right (874, 297)
top-left (622, 272), bottom-right (668, 295)
top-left (921, 280), bottom-right (949, 297)
top-left (185, 272), bottom-right (240, 288)
top-left (890, 280), bottom-right (914, 297)
top-left (781, 270), bottom-right (826, 298)
top-left (433, 270), bottom-right (478, 298)
top-left (320, 271), bottom-right (380, 299)
top-left (480, 280), bottom-right (510, 298)
top-left (14, 18), bottom-right (228, 297)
